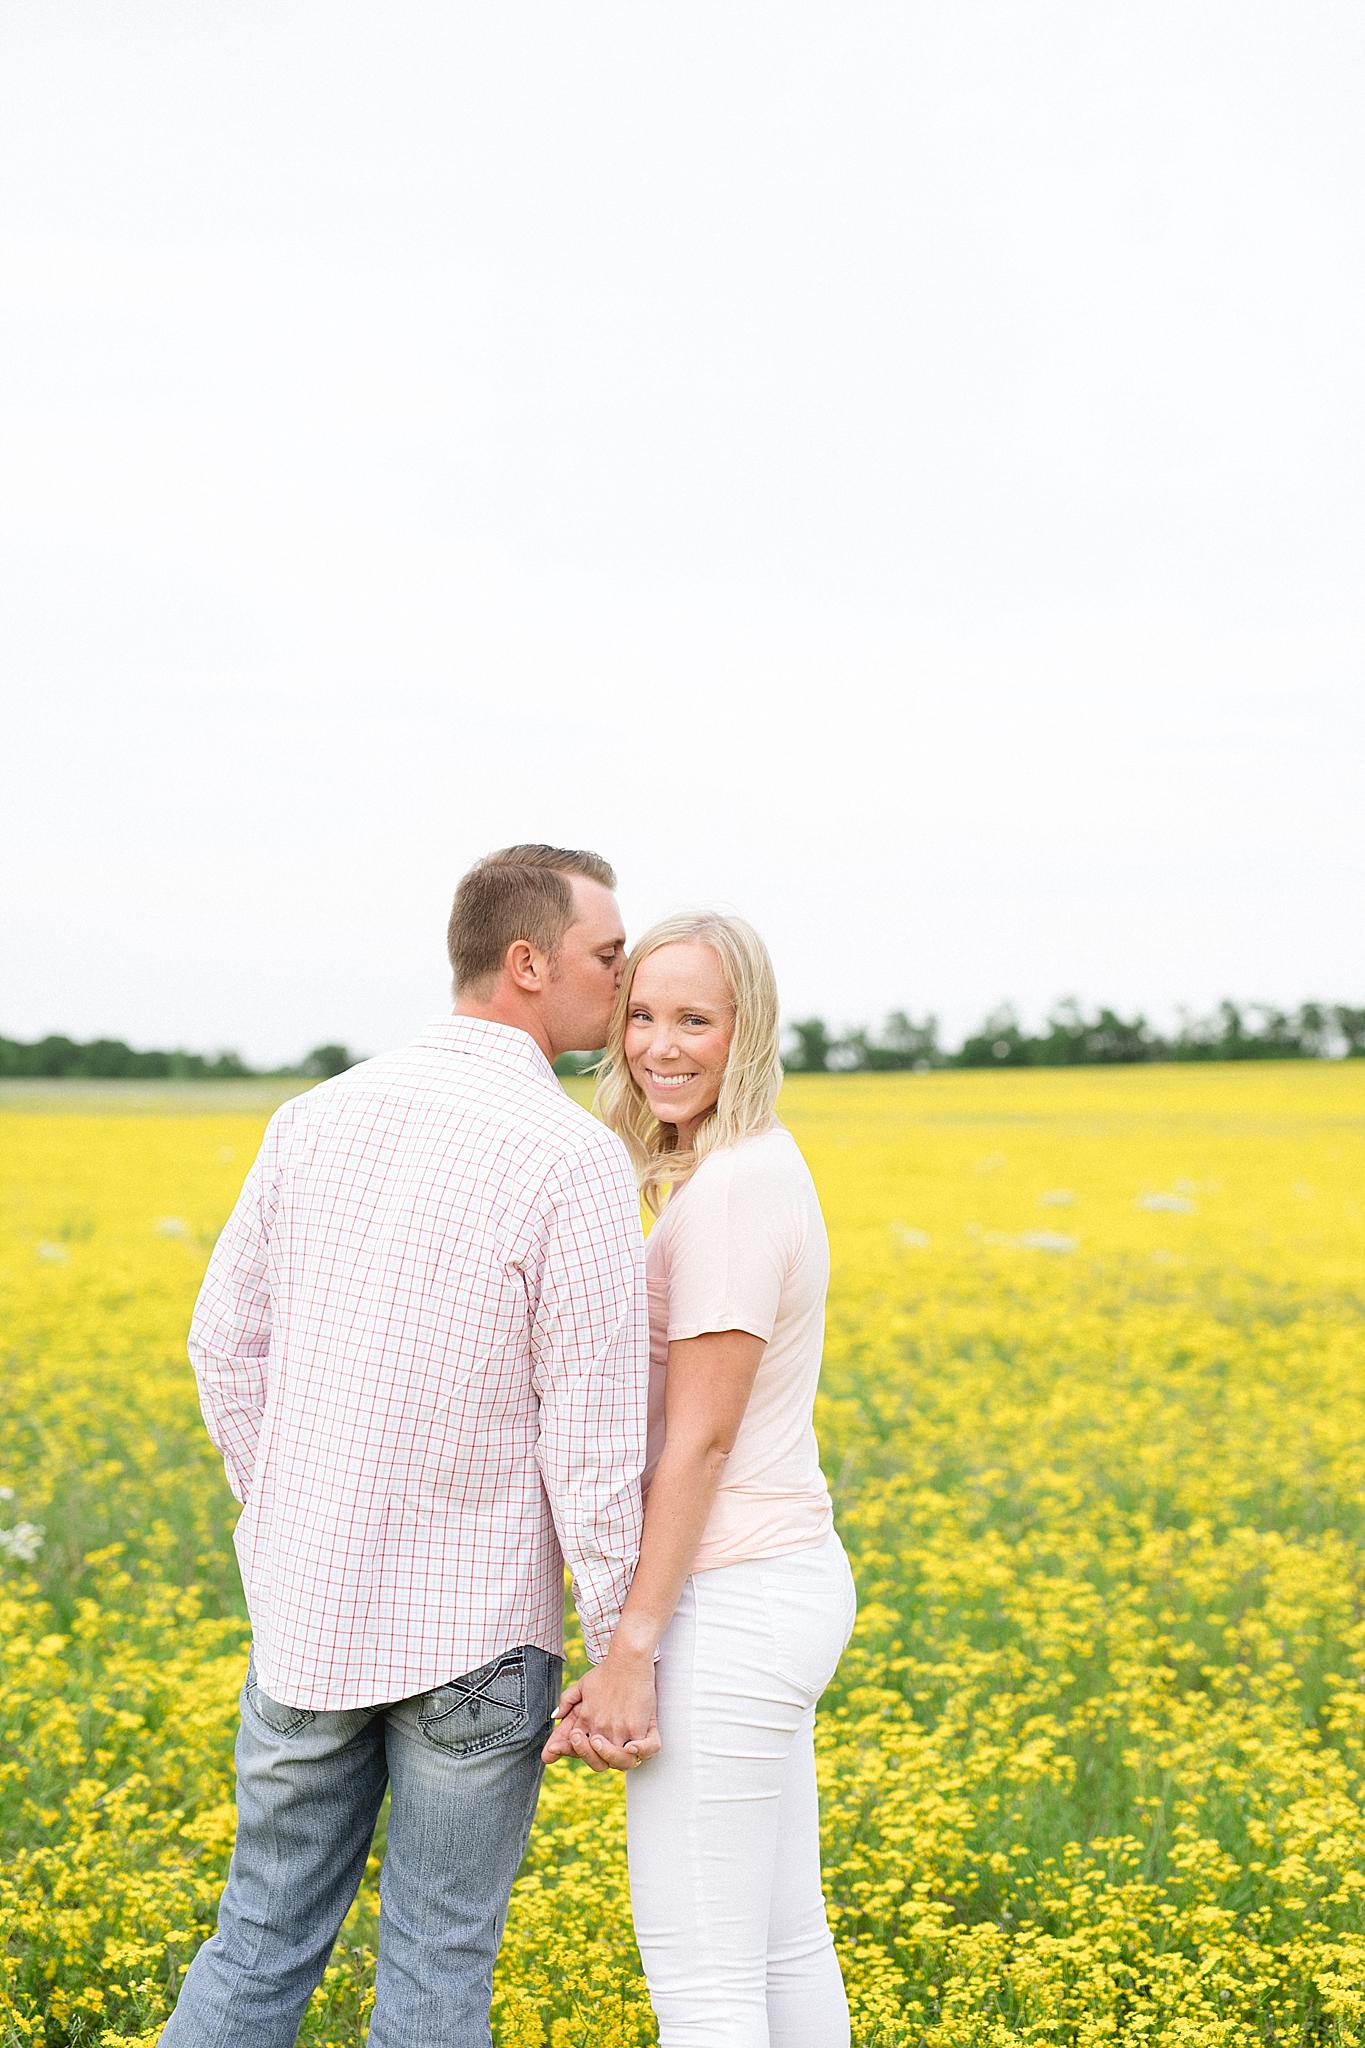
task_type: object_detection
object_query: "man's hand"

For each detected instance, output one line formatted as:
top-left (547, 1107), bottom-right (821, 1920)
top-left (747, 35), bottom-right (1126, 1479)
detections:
top-left (540, 1691), bottom-right (585, 1765)
top-left (541, 1703), bottom-right (649, 1772)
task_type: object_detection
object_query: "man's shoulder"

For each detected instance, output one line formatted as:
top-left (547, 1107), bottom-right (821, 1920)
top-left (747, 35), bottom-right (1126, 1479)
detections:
top-left (270, 1044), bottom-right (630, 1176)
top-left (542, 1099), bottom-right (635, 1184)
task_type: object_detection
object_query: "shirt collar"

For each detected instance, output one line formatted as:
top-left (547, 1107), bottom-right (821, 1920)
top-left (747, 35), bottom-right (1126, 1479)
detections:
top-left (413, 1014), bottom-right (558, 1087)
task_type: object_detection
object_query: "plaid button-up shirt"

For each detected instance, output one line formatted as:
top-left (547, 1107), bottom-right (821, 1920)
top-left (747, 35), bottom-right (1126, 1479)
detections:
top-left (188, 1016), bottom-right (648, 1710)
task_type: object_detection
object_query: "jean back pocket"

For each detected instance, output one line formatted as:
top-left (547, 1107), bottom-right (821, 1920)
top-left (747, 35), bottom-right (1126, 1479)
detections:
top-left (243, 1649), bottom-right (316, 1738)
top-left (418, 1648), bottom-right (529, 1755)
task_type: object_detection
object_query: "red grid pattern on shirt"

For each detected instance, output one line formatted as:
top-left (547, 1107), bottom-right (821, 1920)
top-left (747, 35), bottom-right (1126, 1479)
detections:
top-left (188, 1017), bottom-right (648, 1709)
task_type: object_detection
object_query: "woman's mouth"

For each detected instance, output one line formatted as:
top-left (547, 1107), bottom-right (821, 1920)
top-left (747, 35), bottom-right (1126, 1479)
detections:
top-left (646, 1070), bottom-right (697, 1090)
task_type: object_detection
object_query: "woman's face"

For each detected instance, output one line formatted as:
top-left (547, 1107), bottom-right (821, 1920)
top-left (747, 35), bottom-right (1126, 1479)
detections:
top-left (624, 942), bottom-right (735, 1142)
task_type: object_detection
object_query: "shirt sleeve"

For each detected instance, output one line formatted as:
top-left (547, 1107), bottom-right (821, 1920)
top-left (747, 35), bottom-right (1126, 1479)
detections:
top-left (663, 1148), bottom-right (795, 1344)
top-left (187, 1108), bottom-right (290, 1504)
top-left (530, 1131), bottom-right (649, 1664)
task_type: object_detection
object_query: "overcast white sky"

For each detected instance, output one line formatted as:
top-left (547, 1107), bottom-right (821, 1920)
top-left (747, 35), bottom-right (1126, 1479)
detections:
top-left (4, 3), bottom-right (1362, 1066)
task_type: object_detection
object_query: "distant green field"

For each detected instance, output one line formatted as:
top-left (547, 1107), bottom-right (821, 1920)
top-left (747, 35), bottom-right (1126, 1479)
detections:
top-left (0, 1078), bottom-right (316, 1115)
top-left (0, 1075), bottom-right (599, 1116)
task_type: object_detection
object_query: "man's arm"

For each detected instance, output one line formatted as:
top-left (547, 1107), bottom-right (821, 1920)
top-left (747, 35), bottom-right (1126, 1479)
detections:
top-left (187, 1114), bottom-right (288, 1504)
top-left (530, 1133), bottom-right (649, 1665)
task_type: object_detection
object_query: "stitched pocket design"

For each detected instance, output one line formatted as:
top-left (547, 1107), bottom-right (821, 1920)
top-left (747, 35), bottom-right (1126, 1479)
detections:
top-left (418, 1649), bottom-right (529, 1755)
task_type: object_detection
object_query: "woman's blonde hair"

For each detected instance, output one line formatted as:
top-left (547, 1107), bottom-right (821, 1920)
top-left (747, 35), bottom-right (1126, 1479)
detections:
top-left (595, 913), bottom-right (784, 1214)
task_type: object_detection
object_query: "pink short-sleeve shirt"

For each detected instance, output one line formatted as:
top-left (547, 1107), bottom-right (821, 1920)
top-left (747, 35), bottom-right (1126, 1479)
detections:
top-left (643, 1124), bottom-right (835, 1573)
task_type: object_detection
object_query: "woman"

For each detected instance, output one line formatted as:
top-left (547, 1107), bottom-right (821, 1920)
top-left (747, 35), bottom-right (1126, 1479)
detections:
top-left (545, 913), bottom-right (856, 2047)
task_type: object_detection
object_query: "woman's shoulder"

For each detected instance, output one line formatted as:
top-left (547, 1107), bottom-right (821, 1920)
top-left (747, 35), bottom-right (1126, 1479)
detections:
top-left (689, 1124), bottom-right (812, 1202)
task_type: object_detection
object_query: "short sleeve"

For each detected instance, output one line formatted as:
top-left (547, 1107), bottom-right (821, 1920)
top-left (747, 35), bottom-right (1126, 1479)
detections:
top-left (662, 1147), bottom-right (796, 1344)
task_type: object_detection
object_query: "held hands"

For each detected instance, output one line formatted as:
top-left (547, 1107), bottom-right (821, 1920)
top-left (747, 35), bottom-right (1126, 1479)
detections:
top-left (541, 1648), bottom-right (661, 1773)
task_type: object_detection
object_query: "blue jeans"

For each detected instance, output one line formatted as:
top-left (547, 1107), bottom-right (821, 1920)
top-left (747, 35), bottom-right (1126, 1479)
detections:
top-left (159, 1642), bottom-right (561, 2048)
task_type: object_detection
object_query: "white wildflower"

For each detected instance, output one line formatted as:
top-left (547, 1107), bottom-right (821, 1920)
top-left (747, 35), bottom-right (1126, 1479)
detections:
top-left (0, 1521), bottom-right (45, 1563)
top-left (1137, 1193), bottom-right (1195, 1213)
top-left (1038, 1189), bottom-right (1075, 1207)
top-left (35, 1241), bottom-right (69, 1262)
top-left (1018, 1231), bottom-right (1078, 1254)
top-left (155, 1216), bottom-right (190, 1237)
top-left (893, 1225), bottom-right (932, 1249)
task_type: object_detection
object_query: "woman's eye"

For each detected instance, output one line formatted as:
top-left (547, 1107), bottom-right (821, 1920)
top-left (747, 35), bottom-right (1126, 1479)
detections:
top-left (684, 1015), bottom-right (709, 1028)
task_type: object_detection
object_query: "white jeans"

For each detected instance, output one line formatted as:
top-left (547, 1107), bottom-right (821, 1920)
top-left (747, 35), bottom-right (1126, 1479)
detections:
top-left (626, 1529), bottom-right (857, 2047)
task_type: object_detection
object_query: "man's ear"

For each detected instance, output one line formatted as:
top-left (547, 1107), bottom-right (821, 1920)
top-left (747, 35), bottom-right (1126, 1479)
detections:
top-left (505, 940), bottom-right (542, 993)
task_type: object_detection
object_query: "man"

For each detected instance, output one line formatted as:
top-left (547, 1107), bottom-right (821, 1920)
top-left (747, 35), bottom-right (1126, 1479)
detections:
top-left (161, 844), bottom-right (657, 2048)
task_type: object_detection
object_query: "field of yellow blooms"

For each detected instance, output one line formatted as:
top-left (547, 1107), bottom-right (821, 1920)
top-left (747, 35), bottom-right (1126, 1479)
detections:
top-left (3, 1061), bottom-right (1365, 2047)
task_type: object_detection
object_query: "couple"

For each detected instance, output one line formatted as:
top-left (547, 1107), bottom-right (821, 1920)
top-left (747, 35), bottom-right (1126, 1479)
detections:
top-left (162, 844), bottom-right (855, 2048)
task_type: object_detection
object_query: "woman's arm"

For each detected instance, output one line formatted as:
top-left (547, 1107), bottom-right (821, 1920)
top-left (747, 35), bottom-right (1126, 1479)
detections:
top-left (543, 1326), bottom-right (765, 1769)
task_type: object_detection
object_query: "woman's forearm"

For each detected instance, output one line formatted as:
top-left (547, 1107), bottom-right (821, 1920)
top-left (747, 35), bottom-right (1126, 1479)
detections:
top-left (608, 1438), bottom-right (728, 1663)
top-left (605, 1326), bottom-right (766, 1672)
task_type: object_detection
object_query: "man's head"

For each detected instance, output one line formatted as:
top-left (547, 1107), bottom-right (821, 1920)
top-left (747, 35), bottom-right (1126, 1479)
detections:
top-left (447, 845), bottom-right (625, 1058)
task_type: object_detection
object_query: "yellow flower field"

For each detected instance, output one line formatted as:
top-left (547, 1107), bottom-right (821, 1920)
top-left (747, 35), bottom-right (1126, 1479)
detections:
top-left (2, 1062), bottom-right (1364, 2047)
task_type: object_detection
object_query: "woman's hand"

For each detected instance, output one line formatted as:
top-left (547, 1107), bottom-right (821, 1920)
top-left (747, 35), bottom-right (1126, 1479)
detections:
top-left (540, 1654), bottom-right (661, 1771)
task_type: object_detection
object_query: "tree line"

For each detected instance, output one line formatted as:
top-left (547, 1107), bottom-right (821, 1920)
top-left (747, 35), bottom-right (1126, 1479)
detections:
top-left (4, 1002), bottom-right (1362, 1082)
top-left (783, 999), bottom-right (1365, 1071)
top-left (0, 1036), bottom-right (357, 1081)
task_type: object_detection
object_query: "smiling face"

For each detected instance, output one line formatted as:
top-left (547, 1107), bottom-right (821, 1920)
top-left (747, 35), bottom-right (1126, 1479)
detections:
top-left (624, 941), bottom-right (736, 1143)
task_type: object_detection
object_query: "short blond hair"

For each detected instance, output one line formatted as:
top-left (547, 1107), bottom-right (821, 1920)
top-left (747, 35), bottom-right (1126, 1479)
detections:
top-left (447, 844), bottom-right (616, 997)
top-left (595, 912), bottom-right (783, 1214)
